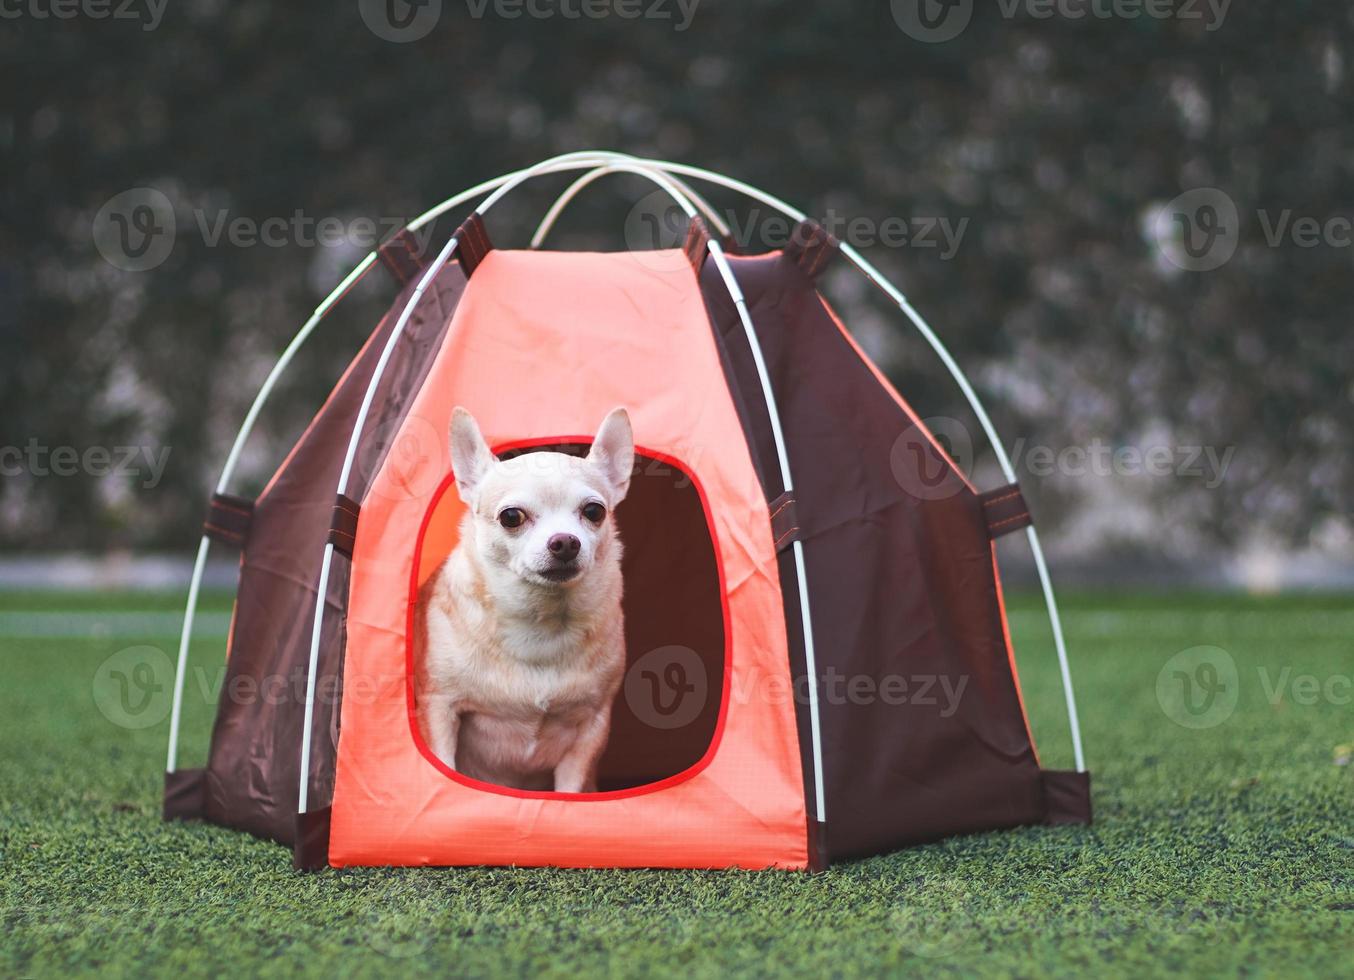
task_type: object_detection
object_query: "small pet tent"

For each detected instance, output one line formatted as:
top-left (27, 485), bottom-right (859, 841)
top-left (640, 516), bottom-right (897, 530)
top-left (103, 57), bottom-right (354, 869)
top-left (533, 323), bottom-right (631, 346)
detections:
top-left (164, 152), bottom-right (1091, 870)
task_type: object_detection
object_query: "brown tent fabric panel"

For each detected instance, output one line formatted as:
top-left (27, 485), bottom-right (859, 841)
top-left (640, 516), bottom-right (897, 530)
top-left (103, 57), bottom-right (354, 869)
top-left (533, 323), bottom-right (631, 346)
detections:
top-left (698, 244), bottom-right (1081, 861)
top-left (186, 263), bottom-right (467, 846)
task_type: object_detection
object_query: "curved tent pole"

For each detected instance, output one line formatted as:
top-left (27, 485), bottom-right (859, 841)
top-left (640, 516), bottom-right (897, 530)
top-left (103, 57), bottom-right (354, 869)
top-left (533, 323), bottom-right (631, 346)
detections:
top-left (296, 225), bottom-right (464, 813)
top-left (650, 161), bottom-right (1086, 773)
top-left (171, 151), bottom-right (1082, 787)
top-left (702, 236), bottom-right (828, 822)
top-left (529, 166), bottom-right (732, 248)
top-left (293, 152), bottom-right (717, 812)
top-left (165, 252), bottom-right (377, 773)
top-left (166, 151), bottom-right (640, 774)
top-left (515, 157), bottom-right (829, 820)
top-left (833, 240), bottom-right (1085, 773)
top-left (534, 156), bottom-right (1086, 774)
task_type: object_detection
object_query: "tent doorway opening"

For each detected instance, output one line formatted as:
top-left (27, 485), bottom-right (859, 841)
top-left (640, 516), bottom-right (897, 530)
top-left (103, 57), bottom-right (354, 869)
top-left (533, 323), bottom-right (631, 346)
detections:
top-left (409, 442), bottom-right (729, 796)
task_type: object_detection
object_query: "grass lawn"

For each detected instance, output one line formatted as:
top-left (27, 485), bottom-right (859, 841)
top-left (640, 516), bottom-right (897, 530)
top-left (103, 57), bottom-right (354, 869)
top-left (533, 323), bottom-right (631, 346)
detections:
top-left (1, 589), bottom-right (1350, 977)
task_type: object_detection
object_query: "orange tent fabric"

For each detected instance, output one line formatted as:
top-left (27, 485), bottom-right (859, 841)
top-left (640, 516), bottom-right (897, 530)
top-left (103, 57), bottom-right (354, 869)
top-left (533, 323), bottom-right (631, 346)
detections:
top-left (163, 211), bottom-right (1093, 871)
top-left (329, 248), bottom-right (810, 869)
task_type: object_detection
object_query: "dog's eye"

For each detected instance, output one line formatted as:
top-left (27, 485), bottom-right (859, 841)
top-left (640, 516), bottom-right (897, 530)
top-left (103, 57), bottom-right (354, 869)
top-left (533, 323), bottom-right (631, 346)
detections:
top-left (581, 502), bottom-right (606, 524)
top-left (498, 507), bottom-right (526, 529)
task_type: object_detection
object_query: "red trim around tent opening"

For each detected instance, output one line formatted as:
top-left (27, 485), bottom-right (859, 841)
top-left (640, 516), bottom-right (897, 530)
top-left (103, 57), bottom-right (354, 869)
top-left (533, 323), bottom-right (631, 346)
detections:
top-left (402, 437), bottom-right (735, 803)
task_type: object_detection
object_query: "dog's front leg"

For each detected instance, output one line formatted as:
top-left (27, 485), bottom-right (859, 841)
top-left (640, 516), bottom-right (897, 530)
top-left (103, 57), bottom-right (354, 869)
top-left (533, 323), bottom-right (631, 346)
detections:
top-left (553, 708), bottom-right (612, 793)
top-left (420, 695), bottom-right (461, 771)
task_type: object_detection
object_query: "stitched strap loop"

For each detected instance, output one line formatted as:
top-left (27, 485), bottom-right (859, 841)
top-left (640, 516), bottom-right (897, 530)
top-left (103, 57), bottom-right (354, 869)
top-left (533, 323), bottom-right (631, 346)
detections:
top-left (327, 493), bottom-right (361, 559)
top-left (769, 491), bottom-right (800, 553)
top-left (203, 493), bottom-right (254, 548)
top-left (784, 219), bottom-right (839, 279)
top-left (979, 484), bottom-right (1033, 537)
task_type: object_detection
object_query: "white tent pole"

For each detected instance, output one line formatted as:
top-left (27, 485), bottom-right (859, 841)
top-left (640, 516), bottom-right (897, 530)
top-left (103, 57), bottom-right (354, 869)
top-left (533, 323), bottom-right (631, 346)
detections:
top-left (166, 253), bottom-right (376, 773)
top-left (464, 155), bottom-right (829, 818)
top-left (296, 151), bottom-right (691, 812)
top-left (171, 150), bottom-right (1083, 786)
top-left (166, 152), bottom-right (628, 775)
top-left (508, 156), bottom-right (830, 821)
top-left (1027, 526), bottom-right (1085, 771)
top-left (165, 535), bottom-right (209, 772)
top-left (529, 166), bottom-right (731, 248)
top-left (298, 228), bottom-right (463, 813)
top-left (705, 238), bottom-right (828, 823)
top-left (601, 159), bottom-right (1086, 774)
top-left (834, 240), bottom-right (1085, 772)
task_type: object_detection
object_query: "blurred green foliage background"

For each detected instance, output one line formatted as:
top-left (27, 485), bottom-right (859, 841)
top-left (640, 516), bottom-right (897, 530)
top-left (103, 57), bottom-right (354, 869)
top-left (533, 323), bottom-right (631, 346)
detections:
top-left (2, 1), bottom-right (1350, 583)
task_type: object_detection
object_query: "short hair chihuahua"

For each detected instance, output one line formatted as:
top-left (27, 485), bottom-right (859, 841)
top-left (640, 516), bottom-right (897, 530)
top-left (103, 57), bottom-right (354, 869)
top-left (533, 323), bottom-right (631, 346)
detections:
top-left (415, 407), bottom-right (633, 792)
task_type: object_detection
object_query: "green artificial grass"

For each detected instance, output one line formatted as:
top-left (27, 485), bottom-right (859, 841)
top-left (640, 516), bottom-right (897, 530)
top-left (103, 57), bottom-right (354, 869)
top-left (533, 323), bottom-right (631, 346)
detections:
top-left (1, 590), bottom-right (1350, 977)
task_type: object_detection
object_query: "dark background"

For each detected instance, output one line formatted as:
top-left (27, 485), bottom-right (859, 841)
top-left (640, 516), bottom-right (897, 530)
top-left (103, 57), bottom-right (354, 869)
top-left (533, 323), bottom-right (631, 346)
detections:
top-left (2, 0), bottom-right (1350, 587)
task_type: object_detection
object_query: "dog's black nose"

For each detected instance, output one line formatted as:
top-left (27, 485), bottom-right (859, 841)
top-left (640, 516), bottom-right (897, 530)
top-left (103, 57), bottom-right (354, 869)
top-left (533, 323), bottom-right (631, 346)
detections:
top-left (547, 533), bottom-right (580, 562)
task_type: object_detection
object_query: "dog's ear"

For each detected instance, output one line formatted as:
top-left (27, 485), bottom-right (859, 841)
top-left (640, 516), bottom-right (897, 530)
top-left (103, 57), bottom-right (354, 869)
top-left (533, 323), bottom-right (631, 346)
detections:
top-left (449, 407), bottom-right (495, 505)
top-left (587, 407), bottom-right (634, 503)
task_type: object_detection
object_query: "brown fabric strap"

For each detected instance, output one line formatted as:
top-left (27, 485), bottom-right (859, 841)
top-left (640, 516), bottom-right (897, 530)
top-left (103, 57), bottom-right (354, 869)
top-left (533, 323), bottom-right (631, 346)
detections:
top-left (293, 806), bottom-right (332, 871)
top-left (163, 768), bottom-right (207, 822)
top-left (768, 491), bottom-right (800, 553)
top-left (455, 213), bottom-right (493, 278)
top-left (683, 216), bottom-right (711, 273)
top-left (327, 493), bottom-right (361, 559)
top-left (784, 219), bottom-right (839, 279)
top-left (1041, 769), bottom-right (1092, 825)
top-left (979, 483), bottom-right (1033, 538)
top-left (377, 227), bottom-right (427, 285)
top-left (203, 492), bottom-right (254, 548)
